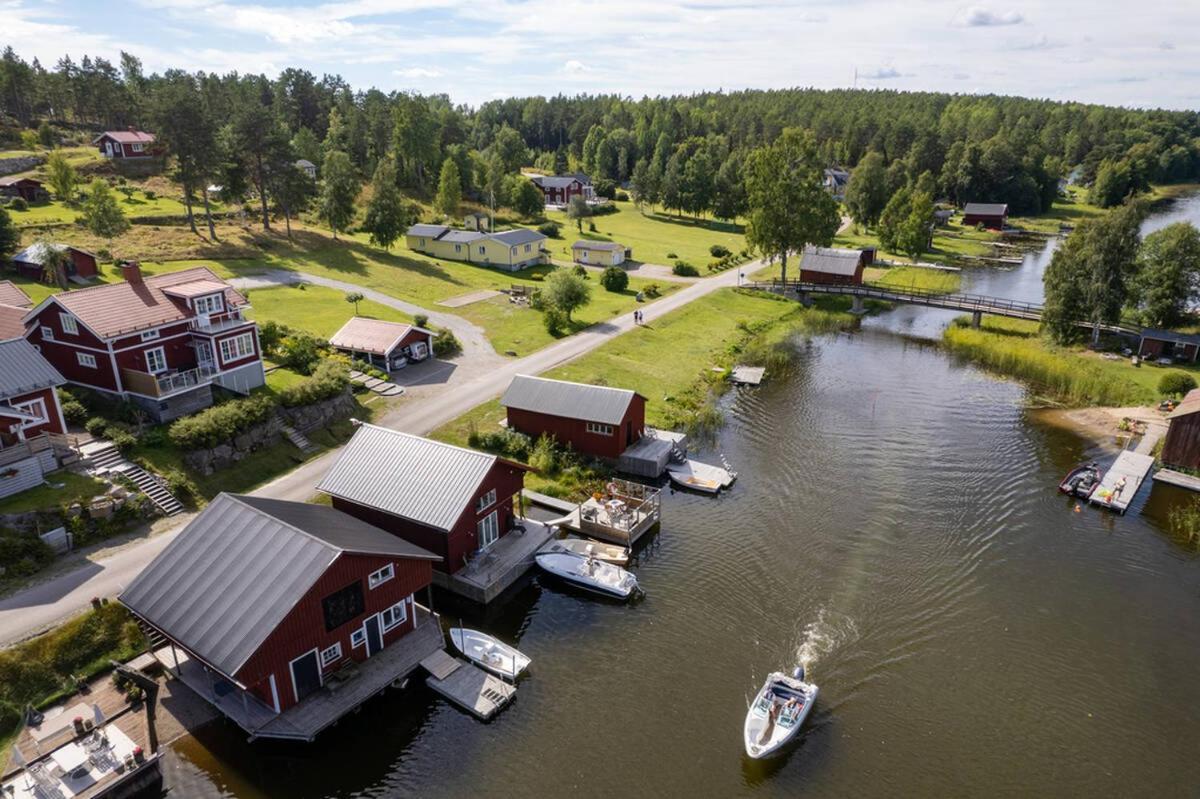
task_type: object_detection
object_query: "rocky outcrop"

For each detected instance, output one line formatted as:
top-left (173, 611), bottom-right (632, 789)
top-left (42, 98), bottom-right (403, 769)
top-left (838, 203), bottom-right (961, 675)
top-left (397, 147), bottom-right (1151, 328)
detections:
top-left (0, 156), bottom-right (44, 177)
top-left (280, 390), bottom-right (357, 432)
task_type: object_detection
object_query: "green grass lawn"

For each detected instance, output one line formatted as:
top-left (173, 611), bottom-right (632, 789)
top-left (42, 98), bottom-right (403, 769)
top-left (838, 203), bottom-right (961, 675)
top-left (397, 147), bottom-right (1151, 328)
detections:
top-left (9, 187), bottom-right (208, 227)
top-left (0, 471), bottom-right (110, 515)
top-left (867, 265), bottom-right (962, 293)
top-left (540, 200), bottom-right (747, 267)
top-left (244, 283), bottom-right (413, 338)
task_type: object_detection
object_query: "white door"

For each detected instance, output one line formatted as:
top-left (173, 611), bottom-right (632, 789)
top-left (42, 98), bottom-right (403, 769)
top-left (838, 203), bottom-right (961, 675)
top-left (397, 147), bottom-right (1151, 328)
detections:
top-left (478, 511), bottom-right (499, 550)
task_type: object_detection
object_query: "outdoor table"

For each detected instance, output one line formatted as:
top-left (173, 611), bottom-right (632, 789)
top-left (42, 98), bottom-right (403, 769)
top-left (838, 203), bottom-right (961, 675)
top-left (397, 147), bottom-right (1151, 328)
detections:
top-left (51, 741), bottom-right (88, 777)
top-left (604, 499), bottom-right (626, 513)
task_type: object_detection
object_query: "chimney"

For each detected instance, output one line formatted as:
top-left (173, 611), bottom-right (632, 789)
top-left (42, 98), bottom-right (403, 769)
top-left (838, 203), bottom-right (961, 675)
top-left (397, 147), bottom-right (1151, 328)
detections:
top-left (120, 260), bottom-right (143, 284)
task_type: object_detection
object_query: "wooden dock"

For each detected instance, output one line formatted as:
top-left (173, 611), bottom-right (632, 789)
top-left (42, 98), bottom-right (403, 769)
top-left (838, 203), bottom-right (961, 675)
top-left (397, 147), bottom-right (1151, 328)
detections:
top-left (1153, 469), bottom-right (1200, 493)
top-left (731, 366), bottom-right (766, 386)
top-left (1090, 451), bottom-right (1156, 514)
top-left (422, 652), bottom-right (515, 721)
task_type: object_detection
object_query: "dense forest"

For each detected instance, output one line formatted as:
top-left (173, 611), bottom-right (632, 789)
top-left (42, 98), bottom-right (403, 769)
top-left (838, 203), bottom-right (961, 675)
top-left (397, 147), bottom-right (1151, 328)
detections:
top-left (2, 45), bottom-right (1200, 227)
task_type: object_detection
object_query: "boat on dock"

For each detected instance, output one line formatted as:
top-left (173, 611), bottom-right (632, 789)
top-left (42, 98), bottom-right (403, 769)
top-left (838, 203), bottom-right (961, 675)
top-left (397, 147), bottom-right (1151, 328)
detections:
top-left (1090, 451), bottom-right (1156, 514)
top-left (534, 551), bottom-right (638, 599)
top-left (1059, 462), bottom-right (1101, 498)
top-left (449, 628), bottom-right (531, 680)
top-left (542, 537), bottom-right (630, 565)
top-left (743, 666), bottom-right (818, 760)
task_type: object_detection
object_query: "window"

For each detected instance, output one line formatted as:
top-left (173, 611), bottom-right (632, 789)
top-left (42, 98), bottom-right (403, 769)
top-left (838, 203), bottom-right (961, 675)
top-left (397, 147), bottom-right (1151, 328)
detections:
top-left (524, 244), bottom-right (532, 253)
top-left (350, 629), bottom-right (366, 649)
top-left (511, 246), bottom-right (517, 255)
top-left (321, 581), bottom-right (365, 632)
top-left (478, 511), bottom-right (499, 550)
top-left (141, 329), bottom-right (160, 341)
top-left (77, 352), bottom-right (97, 368)
top-left (478, 245), bottom-right (486, 255)
top-left (418, 238), bottom-right (426, 247)
top-left (476, 488), bottom-right (496, 513)
top-left (381, 599), bottom-right (408, 631)
top-left (368, 563), bottom-right (394, 589)
top-left (454, 244), bottom-right (462, 253)
top-left (144, 347), bottom-right (167, 374)
top-left (586, 422), bottom-right (614, 436)
top-left (193, 294), bottom-right (224, 315)
top-left (13, 398), bottom-right (46, 429)
top-left (131, 142), bottom-right (144, 153)
top-left (219, 332), bottom-right (255, 363)
top-left (59, 313), bottom-right (78, 335)
top-left (40, 326), bottom-right (54, 341)
top-left (319, 642), bottom-right (342, 668)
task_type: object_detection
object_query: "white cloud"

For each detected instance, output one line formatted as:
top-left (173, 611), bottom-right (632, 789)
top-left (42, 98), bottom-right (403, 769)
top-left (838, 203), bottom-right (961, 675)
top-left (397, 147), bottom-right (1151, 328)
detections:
top-left (394, 67), bottom-right (441, 78)
top-left (860, 66), bottom-right (902, 80)
top-left (954, 7), bottom-right (1024, 27)
top-left (1010, 34), bottom-right (1064, 51)
top-left (563, 59), bottom-right (590, 74)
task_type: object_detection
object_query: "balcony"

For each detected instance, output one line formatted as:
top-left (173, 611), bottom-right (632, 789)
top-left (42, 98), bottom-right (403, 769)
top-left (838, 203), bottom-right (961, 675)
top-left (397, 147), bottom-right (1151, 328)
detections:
top-left (121, 365), bottom-right (216, 398)
top-left (190, 311), bottom-right (251, 335)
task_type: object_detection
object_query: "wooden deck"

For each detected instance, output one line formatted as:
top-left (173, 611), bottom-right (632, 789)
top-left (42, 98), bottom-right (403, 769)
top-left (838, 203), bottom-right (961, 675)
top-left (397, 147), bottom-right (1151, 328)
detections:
top-left (1152, 468), bottom-right (1200, 493)
top-left (1090, 451), bottom-right (1156, 514)
top-left (438, 518), bottom-right (556, 603)
top-left (425, 658), bottom-right (515, 721)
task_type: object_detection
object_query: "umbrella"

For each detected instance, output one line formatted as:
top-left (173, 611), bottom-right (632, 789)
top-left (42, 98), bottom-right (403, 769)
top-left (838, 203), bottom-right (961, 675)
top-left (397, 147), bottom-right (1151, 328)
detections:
top-left (92, 703), bottom-right (106, 728)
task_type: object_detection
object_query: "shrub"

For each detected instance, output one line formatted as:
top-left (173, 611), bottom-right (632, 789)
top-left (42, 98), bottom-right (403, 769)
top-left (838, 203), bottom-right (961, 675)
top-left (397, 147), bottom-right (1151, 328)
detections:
top-left (591, 203), bottom-right (618, 216)
top-left (277, 360), bottom-right (351, 408)
top-left (432, 327), bottom-right (461, 358)
top-left (84, 417), bottom-right (108, 438)
top-left (600, 266), bottom-right (629, 292)
top-left (143, 190), bottom-right (156, 200)
top-left (61, 398), bottom-right (88, 425)
top-left (672, 261), bottom-right (699, 277)
top-left (710, 244), bottom-right (731, 258)
top-left (0, 532), bottom-right (55, 578)
top-left (614, 190), bottom-right (629, 202)
top-left (9, 197), bottom-right (27, 212)
top-left (1158, 371), bottom-right (1197, 397)
top-left (168, 394), bottom-right (277, 449)
top-left (413, 314), bottom-right (429, 329)
top-left (643, 283), bottom-right (661, 298)
top-left (106, 427), bottom-right (137, 452)
top-left (594, 178), bottom-right (617, 198)
top-left (258, 320), bottom-right (286, 355)
top-left (467, 427), bottom-right (531, 461)
top-left (587, 221), bottom-right (597, 232)
top-left (666, 251), bottom-right (677, 259)
top-left (529, 434), bottom-right (560, 474)
top-left (96, 248), bottom-right (111, 262)
top-left (572, 264), bottom-right (588, 278)
top-left (543, 307), bottom-right (568, 335)
top-left (538, 222), bottom-right (561, 239)
top-left (159, 468), bottom-right (198, 508)
top-left (278, 331), bottom-right (328, 374)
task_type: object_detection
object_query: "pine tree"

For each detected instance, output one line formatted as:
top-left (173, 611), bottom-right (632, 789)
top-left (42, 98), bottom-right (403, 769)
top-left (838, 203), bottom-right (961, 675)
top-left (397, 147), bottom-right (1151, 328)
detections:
top-left (319, 150), bottom-right (358, 240)
top-left (363, 157), bottom-right (410, 250)
top-left (435, 158), bottom-right (462, 219)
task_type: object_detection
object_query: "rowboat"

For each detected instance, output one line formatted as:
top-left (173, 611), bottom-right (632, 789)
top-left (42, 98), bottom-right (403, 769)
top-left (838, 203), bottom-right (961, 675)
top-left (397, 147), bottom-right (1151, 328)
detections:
top-left (448, 628), bottom-right (531, 680)
top-left (544, 537), bottom-right (630, 565)
top-left (534, 552), bottom-right (638, 599)
top-left (743, 667), bottom-right (818, 759)
top-left (1059, 462), bottom-right (1101, 498)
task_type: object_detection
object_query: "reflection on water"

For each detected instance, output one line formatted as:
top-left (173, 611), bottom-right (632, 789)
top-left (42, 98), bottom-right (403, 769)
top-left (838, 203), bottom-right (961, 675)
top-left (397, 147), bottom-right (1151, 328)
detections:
top-left (162, 197), bottom-right (1200, 798)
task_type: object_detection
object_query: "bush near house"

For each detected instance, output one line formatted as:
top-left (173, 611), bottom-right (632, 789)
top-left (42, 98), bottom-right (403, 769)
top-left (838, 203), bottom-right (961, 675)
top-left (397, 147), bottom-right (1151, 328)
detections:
top-left (600, 266), bottom-right (629, 292)
top-left (277, 361), bottom-right (351, 408)
top-left (673, 261), bottom-right (699, 277)
top-left (168, 394), bottom-right (277, 449)
top-left (1159, 371), bottom-right (1197, 397)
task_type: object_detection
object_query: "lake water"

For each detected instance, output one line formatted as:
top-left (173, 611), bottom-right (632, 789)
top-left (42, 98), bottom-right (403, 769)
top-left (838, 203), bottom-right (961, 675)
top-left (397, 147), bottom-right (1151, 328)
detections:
top-left (161, 196), bottom-right (1200, 798)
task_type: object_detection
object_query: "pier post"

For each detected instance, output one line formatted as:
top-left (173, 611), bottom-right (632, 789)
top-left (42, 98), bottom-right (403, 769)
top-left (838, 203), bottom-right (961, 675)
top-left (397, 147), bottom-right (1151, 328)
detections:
top-left (850, 295), bottom-right (866, 315)
top-left (971, 310), bottom-right (982, 328)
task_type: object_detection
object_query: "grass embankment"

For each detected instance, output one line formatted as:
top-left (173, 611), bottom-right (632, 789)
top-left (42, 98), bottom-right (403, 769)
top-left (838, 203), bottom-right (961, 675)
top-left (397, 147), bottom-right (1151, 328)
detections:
top-left (245, 283), bottom-right (413, 338)
top-left (432, 288), bottom-right (851, 497)
top-left (941, 316), bottom-right (1165, 407)
top-left (753, 261), bottom-right (963, 295)
top-left (0, 472), bottom-right (109, 515)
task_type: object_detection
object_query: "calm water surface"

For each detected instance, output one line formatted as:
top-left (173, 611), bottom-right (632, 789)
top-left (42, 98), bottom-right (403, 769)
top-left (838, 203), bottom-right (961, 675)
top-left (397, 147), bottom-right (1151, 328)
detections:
top-left (163, 197), bottom-right (1200, 797)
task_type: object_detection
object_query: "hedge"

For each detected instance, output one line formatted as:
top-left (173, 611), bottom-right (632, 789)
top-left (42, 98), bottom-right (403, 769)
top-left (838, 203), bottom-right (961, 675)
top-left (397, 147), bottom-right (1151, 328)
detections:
top-left (168, 393), bottom-right (277, 449)
top-left (277, 360), bottom-right (351, 407)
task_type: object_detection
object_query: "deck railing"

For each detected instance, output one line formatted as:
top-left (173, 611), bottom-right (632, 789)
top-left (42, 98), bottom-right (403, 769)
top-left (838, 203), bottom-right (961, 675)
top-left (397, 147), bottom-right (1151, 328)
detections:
top-left (0, 432), bottom-right (79, 468)
top-left (122, 365), bottom-right (217, 398)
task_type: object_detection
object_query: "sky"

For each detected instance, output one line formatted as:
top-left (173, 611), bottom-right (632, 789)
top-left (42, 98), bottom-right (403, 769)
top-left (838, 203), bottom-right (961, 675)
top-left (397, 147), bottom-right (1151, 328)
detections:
top-left (6, 0), bottom-right (1200, 109)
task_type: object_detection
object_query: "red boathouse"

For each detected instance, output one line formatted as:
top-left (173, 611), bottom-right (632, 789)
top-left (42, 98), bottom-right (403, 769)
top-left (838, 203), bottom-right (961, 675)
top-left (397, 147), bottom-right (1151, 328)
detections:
top-left (962, 202), bottom-right (1008, 230)
top-left (500, 374), bottom-right (647, 460)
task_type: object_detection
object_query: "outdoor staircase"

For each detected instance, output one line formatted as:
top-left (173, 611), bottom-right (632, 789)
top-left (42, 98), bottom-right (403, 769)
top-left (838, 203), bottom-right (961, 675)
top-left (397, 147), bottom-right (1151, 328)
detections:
top-left (282, 424), bottom-right (320, 455)
top-left (135, 618), bottom-right (168, 652)
top-left (83, 442), bottom-right (185, 517)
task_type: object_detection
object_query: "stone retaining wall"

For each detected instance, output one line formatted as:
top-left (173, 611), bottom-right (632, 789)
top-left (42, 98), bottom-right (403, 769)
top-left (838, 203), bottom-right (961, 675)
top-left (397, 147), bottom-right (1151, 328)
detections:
top-left (0, 156), bottom-right (44, 176)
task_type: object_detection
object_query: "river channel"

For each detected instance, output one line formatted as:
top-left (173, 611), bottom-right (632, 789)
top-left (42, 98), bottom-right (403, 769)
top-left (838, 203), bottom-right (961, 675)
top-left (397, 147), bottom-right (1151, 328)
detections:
top-left (161, 196), bottom-right (1200, 797)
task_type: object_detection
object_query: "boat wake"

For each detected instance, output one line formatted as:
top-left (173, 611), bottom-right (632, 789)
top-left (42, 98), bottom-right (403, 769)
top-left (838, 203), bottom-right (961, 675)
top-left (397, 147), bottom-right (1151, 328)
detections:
top-left (793, 607), bottom-right (859, 672)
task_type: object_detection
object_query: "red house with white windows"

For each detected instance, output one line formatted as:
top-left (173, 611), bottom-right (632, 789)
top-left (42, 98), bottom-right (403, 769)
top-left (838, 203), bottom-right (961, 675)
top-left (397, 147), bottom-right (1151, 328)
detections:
top-left (528, 173), bottom-right (595, 206)
top-left (500, 374), bottom-right (647, 460)
top-left (23, 262), bottom-right (265, 422)
top-left (318, 423), bottom-right (531, 582)
top-left (0, 339), bottom-right (66, 449)
top-left (119, 493), bottom-right (444, 741)
top-left (93, 129), bottom-right (157, 160)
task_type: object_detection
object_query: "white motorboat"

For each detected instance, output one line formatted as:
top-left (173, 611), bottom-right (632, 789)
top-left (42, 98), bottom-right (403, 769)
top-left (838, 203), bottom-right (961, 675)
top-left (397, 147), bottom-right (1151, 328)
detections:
top-left (534, 552), bottom-right (638, 599)
top-left (448, 628), bottom-right (531, 680)
top-left (743, 667), bottom-right (818, 759)
top-left (545, 537), bottom-right (630, 566)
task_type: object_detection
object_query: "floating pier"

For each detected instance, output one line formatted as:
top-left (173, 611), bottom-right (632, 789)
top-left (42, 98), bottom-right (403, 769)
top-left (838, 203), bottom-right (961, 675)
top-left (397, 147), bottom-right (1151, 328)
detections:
top-left (421, 650), bottom-right (515, 721)
top-left (1090, 451), bottom-right (1155, 514)
top-left (666, 459), bottom-right (736, 494)
top-left (1152, 469), bottom-right (1200, 493)
top-left (731, 366), bottom-right (766, 386)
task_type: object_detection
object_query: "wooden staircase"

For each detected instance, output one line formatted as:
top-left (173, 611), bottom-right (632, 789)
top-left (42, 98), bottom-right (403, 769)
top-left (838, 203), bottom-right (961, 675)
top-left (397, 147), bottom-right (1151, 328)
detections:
top-left (83, 442), bottom-right (185, 516)
top-left (282, 424), bottom-right (319, 455)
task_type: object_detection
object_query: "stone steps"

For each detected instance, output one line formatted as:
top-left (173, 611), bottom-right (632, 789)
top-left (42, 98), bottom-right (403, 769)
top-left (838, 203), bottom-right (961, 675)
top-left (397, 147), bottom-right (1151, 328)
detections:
top-left (85, 443), bottom-right (185, 516)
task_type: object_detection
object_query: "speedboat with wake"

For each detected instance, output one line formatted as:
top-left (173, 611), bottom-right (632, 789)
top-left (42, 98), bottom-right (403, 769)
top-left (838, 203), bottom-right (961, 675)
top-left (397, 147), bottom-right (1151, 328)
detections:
top-left (534, 551), bottom-right (638, 599)
top-left (449, 628), bottom-right (531, 680)
top-left (743, 665), bottom-right (818, 759)
top-left (1059, 462), bottom-right (1101, 498)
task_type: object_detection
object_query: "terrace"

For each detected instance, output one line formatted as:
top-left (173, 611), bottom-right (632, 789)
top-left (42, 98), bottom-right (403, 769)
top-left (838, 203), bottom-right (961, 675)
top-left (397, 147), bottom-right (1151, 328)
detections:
top-left (443, 518), bottom-right (557, 603)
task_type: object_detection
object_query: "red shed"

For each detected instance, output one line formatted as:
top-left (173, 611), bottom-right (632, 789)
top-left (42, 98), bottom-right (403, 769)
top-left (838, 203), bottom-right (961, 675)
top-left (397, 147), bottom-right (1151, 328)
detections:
top-left (500, 375), bottom-right (647, 459)
top-left (0, 176), bottom-right (48, 202)
top-left (319, 423), bottom-right (531, 578)
top-left (1137, 329), bottom-right (1200, 363)
top-left (962, 202), bottom-right (1008, 230)
top-left (93, 129), bottom-right (156, 159)
top-left (798, 246), bottom-right (867, 286)
top-left (119, 493), bottom-right (443, 741)
top-left (11, 243), bottom-right (98, 282)
top-left (1162, 389), bottom-right (1200, 469)
top-left (328, 317), bottom-right (434, 372)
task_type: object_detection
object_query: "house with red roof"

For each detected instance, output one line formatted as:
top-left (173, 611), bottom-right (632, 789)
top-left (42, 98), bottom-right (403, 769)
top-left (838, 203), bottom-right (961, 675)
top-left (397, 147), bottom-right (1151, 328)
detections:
top-left (93, 129), bottom-right (157, 160)
top-left (24, 262), bottom-right (265, 421)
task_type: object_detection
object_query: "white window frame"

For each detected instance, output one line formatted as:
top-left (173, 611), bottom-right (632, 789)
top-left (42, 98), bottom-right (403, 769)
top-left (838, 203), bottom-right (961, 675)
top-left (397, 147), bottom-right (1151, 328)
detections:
top-left (478, 245), bottom-right (486, 255)
top-left (13, 398), bottom-right (47, 429)
top-left (131, 142), bottom-right (144, 153)
top-left (144, 346), bottom-right (167, 375)
top-left (478, 510), bottom-right (499, 550)
top-left (319, 642), bottom-right (342, 668)
top-left (524, 244), bottom-right (532, 253)
top-left (381, 599), bottom-right (408, 632)
top-left (219, 332), bottom-right (255, 363)
top-left (59, 313), bottom-right (78, 335)
top-left (41, 326), bottom-right (54, 341)
top-left (476, 488), bottom-right (497, 513)
top-left (350, 628), bottom-right (366, 649)
top-left (140, 329), bottom-right (160, 341)
top-left (586, 422), bottom-right (614, 436)
top-left (193, 294), bottom-right (224, 315)
top-left (368, 563), bottom-right (395, 590)
top-left (77, 352), bottom-right (97, 368)
top-left (454, 244), bottom-right (462, 253)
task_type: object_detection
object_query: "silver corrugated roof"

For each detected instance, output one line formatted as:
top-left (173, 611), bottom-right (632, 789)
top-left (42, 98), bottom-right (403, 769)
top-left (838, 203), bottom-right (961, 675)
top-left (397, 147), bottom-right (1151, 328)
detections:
top-left (571, 240), bottom-right (623, 251)
top-left (963, 202), bottom-right (1008, 216)
top-left (489, 228), bottom-right (545, 246)
top-left (318, 424), bottom-right (497, 531)
top-left (0, 339), bottom-right (65, 398)
top-left (407, 223), bottom-right (449, 238)
top-left (500, 374), bottom-right (637, 425)
top-left (119, 493), bottom-right (436, 678)
top-left (799, 246), bottom-right (863, 277)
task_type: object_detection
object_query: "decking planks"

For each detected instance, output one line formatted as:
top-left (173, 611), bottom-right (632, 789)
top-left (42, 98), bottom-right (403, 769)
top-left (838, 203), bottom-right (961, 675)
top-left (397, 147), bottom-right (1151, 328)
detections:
top-left (425, 659), bottom-right (516, 720)
top-left (1090, 451), bottom-right (1155, 514)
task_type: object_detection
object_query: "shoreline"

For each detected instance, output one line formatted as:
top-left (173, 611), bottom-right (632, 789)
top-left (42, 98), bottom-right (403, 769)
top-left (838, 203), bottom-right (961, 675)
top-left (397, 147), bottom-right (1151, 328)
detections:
top-left (1030, 404), bottom-right (1167, 451)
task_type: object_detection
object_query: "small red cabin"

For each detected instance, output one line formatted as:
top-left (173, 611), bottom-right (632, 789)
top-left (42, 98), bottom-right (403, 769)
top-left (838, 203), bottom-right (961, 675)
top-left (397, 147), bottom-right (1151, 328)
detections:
top-left (11, 243), bottom-right (98, 282)
top-left (0, 176), bottom-right (47, 203)
top-left (93, 129), bottom-right (156, 159)
top-left (1138, 329), bottom-right (1200, 363)
top-left (962, 202), bottom-right (1008, 230)
top-left (328, 317), bottom-right (434, 373)
top-left (319, 423), bottom-right (531, 577)
top-left (798, 246), bottom-right (867, 286)
top-left (528, 173), bottom-right (595, 206)
top-left (500, 374), bottom-right (647, 460)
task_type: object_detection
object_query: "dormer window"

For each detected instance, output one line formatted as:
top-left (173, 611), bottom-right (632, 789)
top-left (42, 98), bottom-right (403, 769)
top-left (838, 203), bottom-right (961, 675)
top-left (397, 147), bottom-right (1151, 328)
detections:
top-left (59, 313), bottom-right (78, 335)
top-left (193, 294), bottom-right (224, 315)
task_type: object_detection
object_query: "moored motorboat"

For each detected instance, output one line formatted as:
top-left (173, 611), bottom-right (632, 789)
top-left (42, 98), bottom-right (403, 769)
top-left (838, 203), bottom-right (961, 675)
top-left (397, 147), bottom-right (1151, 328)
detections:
top-left (1059, 462), bottom-right (1101, 498)
top-left (545, 537), bottom-right (630, 565)
top-left (534, 551), bottom-right (638, 599)
top-left (449, 628), bottom-right (531, 680)
top-left (743, 666), bottom-right (818, 760)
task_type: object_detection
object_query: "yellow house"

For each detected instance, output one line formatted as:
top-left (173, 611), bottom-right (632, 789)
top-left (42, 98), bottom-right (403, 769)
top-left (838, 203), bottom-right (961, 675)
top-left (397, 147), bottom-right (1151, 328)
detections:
top-left (572, 240), bottom-right (627, 267)
top-left (405, 224), bottom-right (546, 272)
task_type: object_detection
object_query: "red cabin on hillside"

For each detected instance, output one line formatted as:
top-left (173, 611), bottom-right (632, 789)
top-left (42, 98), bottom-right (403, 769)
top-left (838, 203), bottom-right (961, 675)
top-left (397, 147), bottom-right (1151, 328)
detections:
top-left (500, 374), bottom-right (647, 460)
top-left (319, 423), bottom-right (531, 578)
top-left (11, 243), bottom-right (98, 283)
top-left (962, 202), bottom-right (1008, 230)
top-left (93, 129), bottom-right (157, 159)
top-left (0, 339), bottom-right (66, 449)
top-left (0, 176), bottom-right (48, 203)
top-left (528, 173), bottom-right (595, 206)
top-left (119, 494), bottom-right (443, 741)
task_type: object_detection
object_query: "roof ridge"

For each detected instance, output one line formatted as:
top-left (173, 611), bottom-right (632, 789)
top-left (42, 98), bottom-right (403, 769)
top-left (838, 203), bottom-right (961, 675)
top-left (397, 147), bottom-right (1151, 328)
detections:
top-left (513, 373), bottom-right (634, 396)
top-left (356, 421), bottom-right (497, 462)
top-left (225, 493), bottom-right (342, 553)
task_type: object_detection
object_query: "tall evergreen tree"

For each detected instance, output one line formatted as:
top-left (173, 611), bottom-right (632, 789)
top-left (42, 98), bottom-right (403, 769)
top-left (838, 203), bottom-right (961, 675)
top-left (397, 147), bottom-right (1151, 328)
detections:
top-left (319, 150), bottom-right (358, 240)
top-left (435, 158), bottom-right (462, 219)
top-left (362, 157), bottom-right (409, 250)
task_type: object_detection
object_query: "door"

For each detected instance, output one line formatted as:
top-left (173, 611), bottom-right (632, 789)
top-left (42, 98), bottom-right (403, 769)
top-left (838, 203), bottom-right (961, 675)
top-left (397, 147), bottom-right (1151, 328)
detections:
top-left (290, 650), bottom-right (321, 703)
top-left (364, 614), bottom-right (383, 656)
top-left (478, 511), bottom-right (499, 550)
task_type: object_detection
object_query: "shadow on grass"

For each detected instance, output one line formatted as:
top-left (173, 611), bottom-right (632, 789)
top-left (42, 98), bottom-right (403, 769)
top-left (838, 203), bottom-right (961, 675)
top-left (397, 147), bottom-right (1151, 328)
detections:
top-left (640, 210), bottom-right (744, 234)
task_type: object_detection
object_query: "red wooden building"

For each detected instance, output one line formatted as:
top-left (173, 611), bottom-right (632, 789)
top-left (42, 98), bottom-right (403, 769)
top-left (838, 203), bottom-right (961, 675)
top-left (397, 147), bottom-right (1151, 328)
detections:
top-left (120, 494), bottom-right (442, 741)
top-left (1137, 329), bottom-right (1200, 363)
top-left (0, 281), bottom-right (32, 342)
top-left (319, 423), bottom-right (530, 577)
top-left (0, 338), bottom-right (66, 449)
top-left (1162, 389), bottom-right (1200, 469)
top-left (93, 129), bottom-right (157, 159)
top-left (11, 243), bottom-right (99, 282)
top-left (24, 262), bottom-right (265, 421)
top-left (328, 317), bottom-right (434, 373)
top-left (528, 173), bottom-right (595, 206)
top-left (962, 202), bottom-right (1008, 230)
top-left (500, 374), bottom-right (647, 460)
top-left (798, 246), bottom-right (868, 285)
top-left (0, 176), bottom-right (47, 202)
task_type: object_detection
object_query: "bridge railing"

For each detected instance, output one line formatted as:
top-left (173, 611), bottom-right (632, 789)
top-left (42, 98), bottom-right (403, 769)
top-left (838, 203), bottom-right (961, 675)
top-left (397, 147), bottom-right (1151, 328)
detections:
top-left (744, 279), bottom-right (1044, 315)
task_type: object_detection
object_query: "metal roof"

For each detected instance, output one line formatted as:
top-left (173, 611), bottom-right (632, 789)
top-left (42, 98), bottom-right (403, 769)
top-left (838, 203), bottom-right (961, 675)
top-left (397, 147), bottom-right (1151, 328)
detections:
top-left (407, 224), bottom-right (449, 238)
top-left (11, 243), bottom-right (86, 266)
top-left (318, 423), bottom-right (498, 531)
top-left (530, 174), bottom-right (582, 189)
top-left (799, 246), bottom-right (864, 277)
top-left (441, 230), bottom-right (485, 244)
top-left (329, 317), bottom-right (432, 357)
top-left (1141, 328), bottom-right (1200, 346)
top-left (500, 374), bottom-right (638, 425)
top-left (572, 240), bottom-right (623, 251)
top-left (92, 130), bottom-right (155, 144)
top-left (489, 229), bottom-right (545, 246)
top-left (0, 281), bottom-right (32, 308)
top-left (963, 202), bottom-right (1008, 216)
top-left (119, 493), bottom-right (436, 679)
top-left (0, 339), bottom-right (65, 398)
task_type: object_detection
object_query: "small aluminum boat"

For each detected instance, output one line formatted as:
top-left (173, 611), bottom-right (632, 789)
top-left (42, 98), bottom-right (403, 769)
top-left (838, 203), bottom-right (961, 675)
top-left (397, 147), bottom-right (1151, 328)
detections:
top-left (449, 628), bottom-right (531, 679)
top-left (1059, 462), bottom-right (1101, 498)
top-left (743, 667), bottom-right (818, 760)
top-left (534, 552), bottom-right (638, 599)
top-left (545, 537), bottom-right (630, 565)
